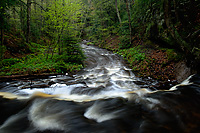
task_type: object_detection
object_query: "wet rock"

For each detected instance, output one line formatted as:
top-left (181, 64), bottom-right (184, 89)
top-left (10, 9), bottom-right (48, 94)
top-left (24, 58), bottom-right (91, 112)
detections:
top-left (48, 81), bottom-right (56, 86)
top-left (174, 61), bottom-right (193, 83)
top-left (150, 80), bottom-right (177, 90)
top-left (51, 76), bottom-right (74, 82)
top-left (21, 83), bottom-right (49, 89)
top-left (133, 81), bottom-right (146, 85)
top-left (65, 79), bottom-right (86, 86)
top-left (71, 85), bottom-right (105, 95)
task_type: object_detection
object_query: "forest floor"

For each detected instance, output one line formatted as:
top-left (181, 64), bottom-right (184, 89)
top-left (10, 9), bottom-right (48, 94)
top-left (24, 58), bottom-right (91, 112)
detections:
top-left (92, 36), bottom-right (193, 85)
top-left (0, 32), bottom-right (83, 81)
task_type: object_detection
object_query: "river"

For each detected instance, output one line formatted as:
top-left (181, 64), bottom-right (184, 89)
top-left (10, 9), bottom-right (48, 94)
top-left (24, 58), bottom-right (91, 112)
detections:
top-left (0, 42), bottom-right (200, 133)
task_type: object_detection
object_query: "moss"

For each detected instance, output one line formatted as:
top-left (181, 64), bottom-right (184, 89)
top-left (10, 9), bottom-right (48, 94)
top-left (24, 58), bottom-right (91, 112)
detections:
top-left (165, 49), bottom-right (181, 62)
top-left (86, 42), bottom-right (94, 45)
top-left (143, 40), bottom-right (155, 46)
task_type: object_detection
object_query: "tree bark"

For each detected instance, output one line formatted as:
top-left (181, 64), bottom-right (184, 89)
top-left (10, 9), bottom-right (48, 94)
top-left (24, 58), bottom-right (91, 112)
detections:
top-left (115, 0), bottom-right (121, 25)
top-left (58, 27), bottom-right (64, 55)
top-left (12, 7), bottom-right (16, 27)
top-left (125, 0), bottom-right (132, 44)
top-left (20, 6), bottom-right (26, 36)
top-left (26, 0), bottom-right (31, 43)
top-left (46, 0), bottom-right (49, 8)
top-left (34, 0), bottom-right (37, 13)
top-left (0, 6), bottom-right (4, 62)
top-left (40, 0), bottom-right (44, 36)
top-left (0, 26), bottom-right (4, 61)
top-left (172, 0), bottom-right (178, 21)
top-left (0, 26), bottom-right (3, 47)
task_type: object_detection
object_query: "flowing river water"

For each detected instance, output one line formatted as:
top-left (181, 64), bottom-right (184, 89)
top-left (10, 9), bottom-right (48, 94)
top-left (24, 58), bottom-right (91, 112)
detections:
top-left (0, 42), bottom-right (200, 133)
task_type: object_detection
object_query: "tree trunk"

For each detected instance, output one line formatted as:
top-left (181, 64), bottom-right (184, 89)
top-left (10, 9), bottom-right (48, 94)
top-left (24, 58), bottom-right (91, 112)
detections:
top-left (188, 0), bottom-right (198, 29)
top-left (0, 16), bottom-right (4, 63)
top-left (125, 0), bottom-right (132, 44)
top-left (164, 0), bottom-right (191, 52)
top-left (46, 0), bottom-right (49, 8)
top-left (40, 0), bottom-right (44, 36)
top-left (62, 0), bottom-right (65, 6)
top-left (34, 0), bottom-right (37, 13)
top-left (12, 7), bottom-right (16, 27)
top-left (58, 27), bottom-right (64, 55)
top-left (20, 5), bottom-right (25, 36)
top-left (115, 0), bottom-right (121, 25)
top-left (0, 26), bottom-right (3, 47)
top-left (0, 26), bottom-right (3, 61)
top-left (46, 41), bottom-right (51, 61)
top-left (26, 0), bottom-right (31, 43)
top-left (172, 0), bottom-right (179, 21)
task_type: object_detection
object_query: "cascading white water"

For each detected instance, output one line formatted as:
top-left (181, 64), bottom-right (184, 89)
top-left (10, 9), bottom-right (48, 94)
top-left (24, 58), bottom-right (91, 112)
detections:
top-left (1, 42), bottom-right (199, 133)
top-left (12, 44), bottom-right (148, 102)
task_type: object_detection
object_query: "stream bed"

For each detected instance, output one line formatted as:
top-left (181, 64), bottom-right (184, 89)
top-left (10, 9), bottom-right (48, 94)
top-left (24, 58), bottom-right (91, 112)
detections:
top-left (0, 42), bottom-right (200, 133)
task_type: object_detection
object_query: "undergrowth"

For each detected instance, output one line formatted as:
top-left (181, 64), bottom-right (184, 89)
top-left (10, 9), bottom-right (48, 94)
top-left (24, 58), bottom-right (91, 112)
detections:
top-left (117, 46), bottom-right (146, 66)
top-left (0, 42), bottom-right (85, 76)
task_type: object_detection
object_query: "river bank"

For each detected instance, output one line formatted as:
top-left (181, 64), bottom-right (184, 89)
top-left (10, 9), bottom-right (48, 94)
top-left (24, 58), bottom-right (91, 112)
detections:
top-left (89, 37), bottom-right (196, 84)
top-left (0, 32), bottom-right (85, 79)
top-left (1, 38), bottom-right (195, 90)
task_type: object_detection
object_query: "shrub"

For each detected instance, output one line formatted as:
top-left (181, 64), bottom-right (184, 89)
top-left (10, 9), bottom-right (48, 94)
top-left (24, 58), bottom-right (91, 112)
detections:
top-left (118, 36), bottom-right (131, 49)
top-left (2, 58), bottom-right (21, 66)
top-left (118, 46), bottom-right (146, 65)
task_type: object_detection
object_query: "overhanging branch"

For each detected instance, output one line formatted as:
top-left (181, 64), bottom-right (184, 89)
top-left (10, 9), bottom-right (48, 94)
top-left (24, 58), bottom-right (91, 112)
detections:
top-left (30, 1), bottom-right (47, 12)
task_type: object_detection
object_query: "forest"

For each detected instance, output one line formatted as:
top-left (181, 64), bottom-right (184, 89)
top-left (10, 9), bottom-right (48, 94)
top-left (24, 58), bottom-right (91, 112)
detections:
top-left (0, 0), bottom-right (200, 81)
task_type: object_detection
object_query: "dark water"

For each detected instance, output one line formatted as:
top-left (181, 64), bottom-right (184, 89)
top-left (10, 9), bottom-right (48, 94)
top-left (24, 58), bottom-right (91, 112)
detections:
top-left (0, 42), bottom-right (200, 133)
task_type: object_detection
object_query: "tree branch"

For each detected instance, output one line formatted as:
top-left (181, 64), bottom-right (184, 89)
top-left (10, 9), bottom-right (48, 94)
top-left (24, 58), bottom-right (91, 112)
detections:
top-left (30, 1), bottom-right (47, 11)
top-left (17, 0), bottom-right (47, 12)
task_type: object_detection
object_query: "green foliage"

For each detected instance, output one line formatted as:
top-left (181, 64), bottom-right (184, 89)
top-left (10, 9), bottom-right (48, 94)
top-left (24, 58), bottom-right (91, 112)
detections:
top-left (0, 0), bottom-right (18, 25)
top-left (28, 42), bottom-right (44, 53)
top-left (54, 44), bottom-right (85, 64)
top-left (117, 46), bottom-right (146, 65)
top-left (83, 0), bottom-right (119, 41)
top-left (118, 36), bottom-right (131, 49)
top-left (0, 42), bottom-right (85, 76)
top-left (2, 58), bottom-right (20, 67)
top-left (1, 0), bottom-right (200, 76)
top-left (30, 21), bottom-right (41, 39)
top-left (165, 49), bottom-right (181, 62)
top-left (131, 0), bottom-right (163, 39)
top-left (86, 42), bottom-right (94, 45)
top-left (42, 0), bottom-right (83, 41)
top-left (0, 45), bottom-right (6, 62)
top-left (0, 54), bottom-right (84, 76)
top-left (0, 0), bottom-right (85, 76)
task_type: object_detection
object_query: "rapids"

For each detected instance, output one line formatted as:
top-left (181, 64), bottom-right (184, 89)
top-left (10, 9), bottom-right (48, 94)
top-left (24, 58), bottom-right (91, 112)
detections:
top-left (0, 42), bottom-right (200, 133)
top-left (0, 43), bottom-right (154, 101)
